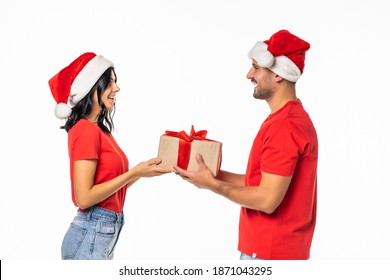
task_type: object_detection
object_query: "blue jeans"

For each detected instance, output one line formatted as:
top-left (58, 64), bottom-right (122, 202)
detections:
top-left (240, 252), bottom-right (263, 260)
top-left (61, 206), bottom-right (124, 260)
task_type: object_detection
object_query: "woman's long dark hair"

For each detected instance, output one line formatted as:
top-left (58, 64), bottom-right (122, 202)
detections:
top-left (61, 67), bottom-right (116, 133)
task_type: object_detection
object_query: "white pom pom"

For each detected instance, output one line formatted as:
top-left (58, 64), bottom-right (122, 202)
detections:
top-left (258, 50), bottom-right (274, 68)
top-left (55, 103), bottom-right (72, 119)
top-left (248, 41), bottom-right (275, 68)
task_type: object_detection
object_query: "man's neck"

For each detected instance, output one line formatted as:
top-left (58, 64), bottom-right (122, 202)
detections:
top-left (266, 85), bottom-right (297, 114)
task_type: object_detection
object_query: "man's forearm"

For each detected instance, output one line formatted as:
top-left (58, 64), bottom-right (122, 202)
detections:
top-left (216, 170), bottom-right (245, 185)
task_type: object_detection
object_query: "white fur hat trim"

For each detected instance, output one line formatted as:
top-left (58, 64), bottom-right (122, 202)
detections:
top-left (248, 41), bottom-right (301, 82)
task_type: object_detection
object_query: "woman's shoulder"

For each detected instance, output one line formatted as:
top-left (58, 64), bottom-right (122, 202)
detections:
top-left (69, 119), bottom-right (101, 137)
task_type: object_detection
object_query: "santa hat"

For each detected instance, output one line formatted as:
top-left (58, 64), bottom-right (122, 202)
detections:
top-left (48, 52), bottom-right (114, 119)
top-left (248, 29), bottom-right (310, 82)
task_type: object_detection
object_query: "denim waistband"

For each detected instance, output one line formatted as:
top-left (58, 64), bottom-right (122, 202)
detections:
top-left (78, 206), bottom-right (124, 223)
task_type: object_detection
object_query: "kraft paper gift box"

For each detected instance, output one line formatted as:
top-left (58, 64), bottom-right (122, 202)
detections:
top-left (157, 125), bottom-right (222, 176)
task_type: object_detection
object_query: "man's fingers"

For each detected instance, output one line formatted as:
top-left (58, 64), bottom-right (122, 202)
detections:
top-left (173, 165), bottom-right (190, 179)
top-left (195, 153), bottom-right (205, 165)
top-left (172, 165), bottom-right (184, 174)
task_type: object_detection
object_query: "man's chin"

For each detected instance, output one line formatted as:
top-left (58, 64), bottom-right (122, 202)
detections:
top-left (253, 93), bottom-right (266, 100)
top-left (253, 89), bottom-right (272, 100)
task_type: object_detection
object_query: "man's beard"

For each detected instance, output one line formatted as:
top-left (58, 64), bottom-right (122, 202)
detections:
top-left (253, 85), bottom-right (274, 100)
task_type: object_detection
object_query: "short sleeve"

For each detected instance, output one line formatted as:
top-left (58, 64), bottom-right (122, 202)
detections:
top-left (68, 122), bottom-right (100, 161)
top-left (261, 120), bottom-right (299, 176)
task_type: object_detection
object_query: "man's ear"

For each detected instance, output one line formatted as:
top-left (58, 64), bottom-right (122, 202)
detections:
top-left (274, 74), bottom-right (283, 83)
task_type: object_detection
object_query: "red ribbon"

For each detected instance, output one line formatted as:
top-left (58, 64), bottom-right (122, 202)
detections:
top-left (164, 125), bottom-right (208, 170)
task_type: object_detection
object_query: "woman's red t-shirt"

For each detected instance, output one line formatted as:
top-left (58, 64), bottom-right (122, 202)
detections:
top-left (68, 119), bottom-right (129, 213)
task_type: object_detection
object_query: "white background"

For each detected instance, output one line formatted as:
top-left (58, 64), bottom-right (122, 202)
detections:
top-left (1, 0), bottom-right (389, 262)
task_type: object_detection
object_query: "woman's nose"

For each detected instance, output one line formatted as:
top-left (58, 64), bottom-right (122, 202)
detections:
top-left (114, 82), bottom-right (120, 92)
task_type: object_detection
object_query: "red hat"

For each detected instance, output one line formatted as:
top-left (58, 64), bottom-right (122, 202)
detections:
top-left (248, 30), bottom-right (310, 82)
top-left (48, 52), bottom-right (114, 119)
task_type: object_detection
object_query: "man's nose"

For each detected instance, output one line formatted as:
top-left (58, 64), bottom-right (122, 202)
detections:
top-left (246, 67), bottom-right (254, 79)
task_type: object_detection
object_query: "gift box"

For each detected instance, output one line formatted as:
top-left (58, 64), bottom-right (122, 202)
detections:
top-left (157, 125), bottom-right (222, 176)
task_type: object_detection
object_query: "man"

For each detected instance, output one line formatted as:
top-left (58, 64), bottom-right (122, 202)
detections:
top-left (173, 30), bottom-right (318, 260)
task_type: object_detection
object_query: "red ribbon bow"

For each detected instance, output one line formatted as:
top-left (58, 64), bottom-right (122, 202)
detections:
top-left (165, 125), bottom-right (208, 142)
top-left (164, 125), bottom-right (208, 170)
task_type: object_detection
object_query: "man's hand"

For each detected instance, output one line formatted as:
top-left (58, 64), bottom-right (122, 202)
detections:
top-left (174, 153), bottom-right (292, 213)
top-left (173, 153), bottom-right (216, 189)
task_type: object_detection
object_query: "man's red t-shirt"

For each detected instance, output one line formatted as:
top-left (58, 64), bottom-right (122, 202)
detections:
top-left (238, 100), bottom-right (318, 259)
top-left (68, 119), bottom-right (129, 213)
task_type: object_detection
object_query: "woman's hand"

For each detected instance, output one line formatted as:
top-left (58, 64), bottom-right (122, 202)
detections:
top-left (132, 157), bottom-right (172, 178)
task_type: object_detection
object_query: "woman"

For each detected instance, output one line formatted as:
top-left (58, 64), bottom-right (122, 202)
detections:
top-left (49, 52), bottom-right (171, 260)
